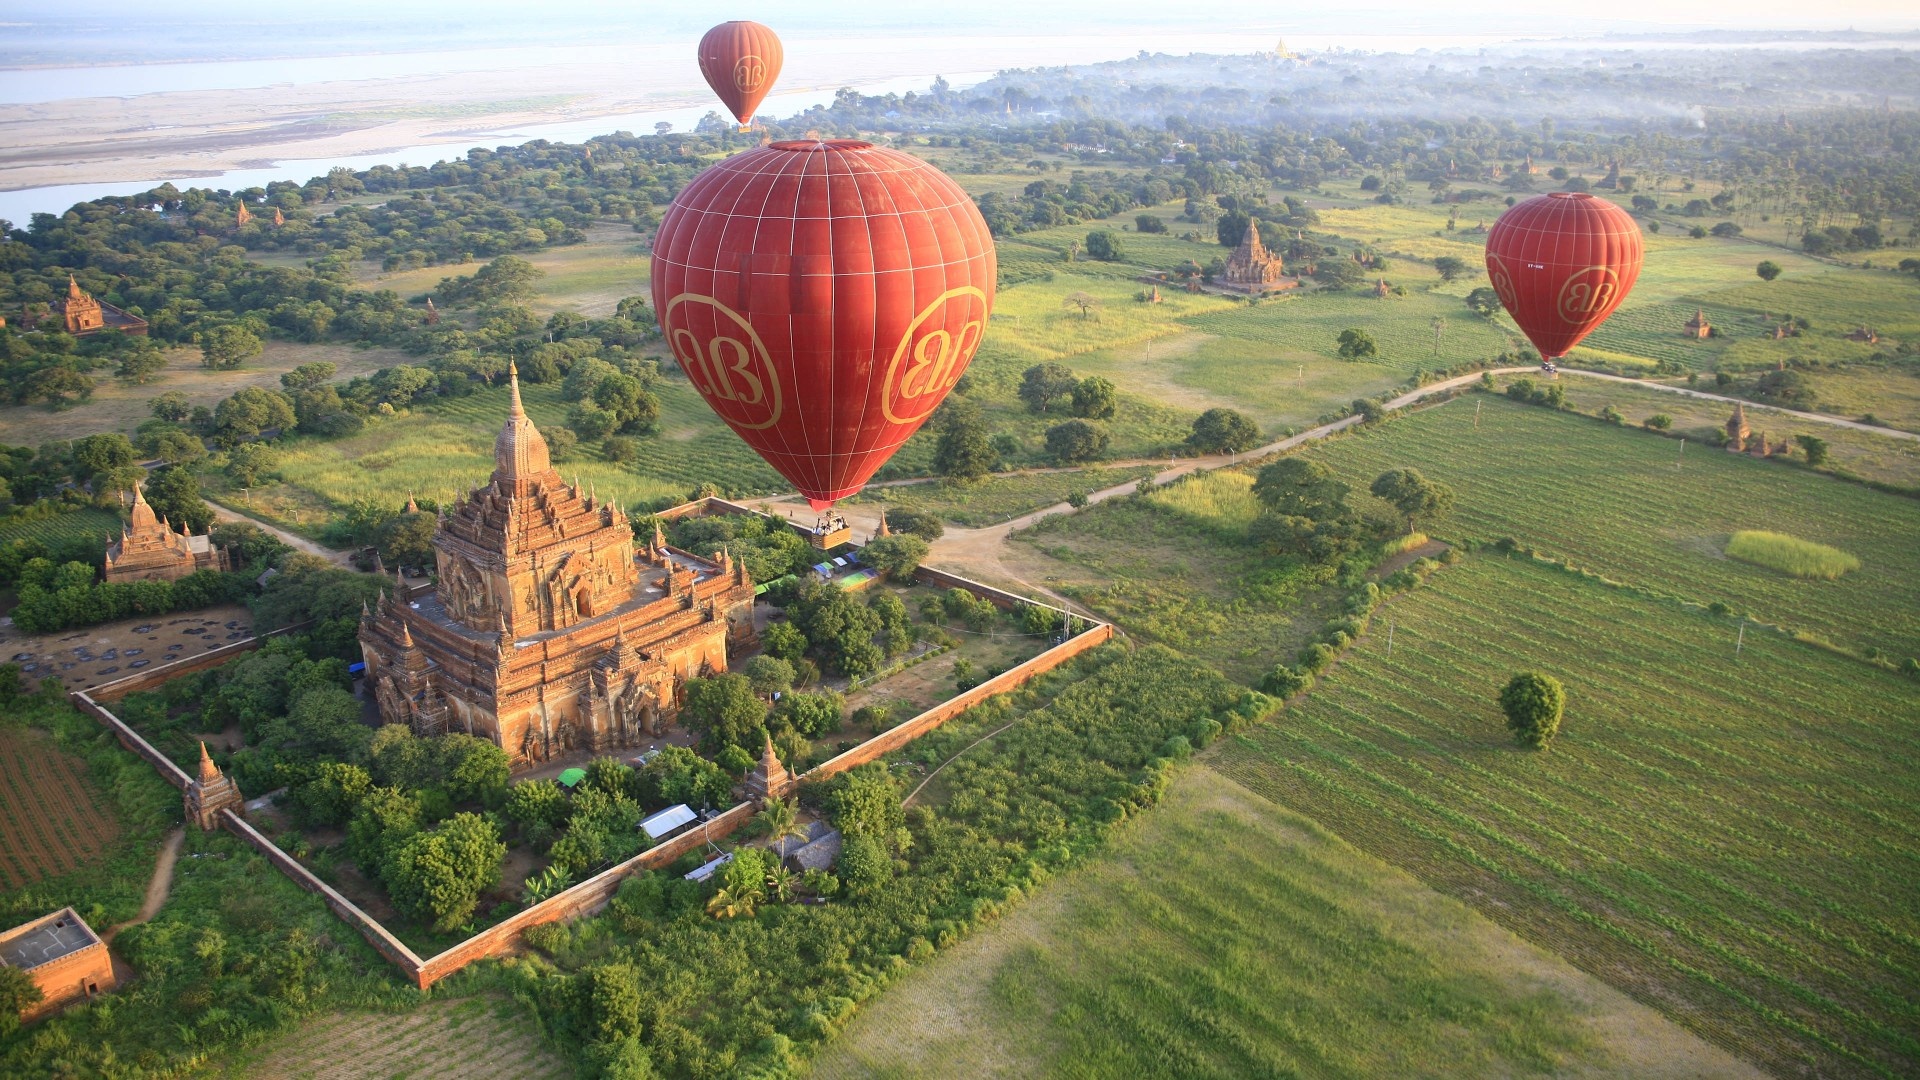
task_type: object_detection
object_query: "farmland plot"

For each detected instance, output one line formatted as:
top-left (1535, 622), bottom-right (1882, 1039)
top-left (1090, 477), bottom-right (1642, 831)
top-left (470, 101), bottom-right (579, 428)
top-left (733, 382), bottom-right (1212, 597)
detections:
top-left (226, 995), bottom-right (567, 1080)
top-left (1299, 395), bottom-right (1920, 661)
top-left (1213, 555), bottom-right (1920, 1079)
top-left (0, 727), bottom-right (122, 892)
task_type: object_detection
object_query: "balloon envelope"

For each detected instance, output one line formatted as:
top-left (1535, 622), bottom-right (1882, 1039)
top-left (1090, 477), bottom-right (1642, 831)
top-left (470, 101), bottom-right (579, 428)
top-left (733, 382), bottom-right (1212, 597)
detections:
top-left (651, 140), bottom-right (997, 509)
top-left (697, 21), bottom-right (784, 129)
top-left (1483, 192), bottom-right (1643, 360)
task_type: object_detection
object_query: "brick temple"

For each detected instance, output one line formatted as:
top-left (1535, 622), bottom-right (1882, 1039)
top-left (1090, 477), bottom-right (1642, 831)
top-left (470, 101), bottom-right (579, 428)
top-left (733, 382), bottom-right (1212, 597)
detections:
top-left (103, 483), bottom-right (231, 583)
top-left (1217, 219), bottom-right (1297, 295)
top-left (358, 364), bottom-right (756, 767)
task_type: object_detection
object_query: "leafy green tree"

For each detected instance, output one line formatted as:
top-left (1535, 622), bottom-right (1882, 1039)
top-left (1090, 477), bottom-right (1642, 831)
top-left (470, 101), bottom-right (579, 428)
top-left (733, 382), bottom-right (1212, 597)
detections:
top-left (212, 386), bottom-right (295, 448)
top-left (1084, 229), bottom-right (1125, 261)
top-left (289, 762), bottom-right (373, 829)
top-left (567, 402), bottom-right (617, 441)
top-left (869, 591), bottom-right (914, 657)
top-left (115, 341), bottom-right (169, 384)
top-left (1369, 468), bottom-right (1455, 533)
top-left (1216, 208), bottom-right (1251, 248)
top-left (1796, 434), bottom-right (1829, 466)
top-left (774, 691), bottom-right (844, 738)
top-left (1432, 255), bottom-right (1472, 282)
top-left (346, 785), bottom-right (423, 873)
top-left (142, 464), bottom-right (214, 532)
top-left (1465, 286), bottom-right (1503, 317)
top-left (1188, 407), bottom-right (1260, 453)
top-left (378, 509), bottom-right (435, 569)
top-left (1500, 671), bottom-right (1566, 750)
top-left (820, 762), bottom-right (907, 851)
top-left (1045, 419), bottom-right (1109, 463)
top-left (150, 391), bottom-right (192, 422)
top-left (72, 433), bottom-right (135, 483)
top-left (592, 372), bottom-right (660, 434)
top-left (788, 581), bottom-right (885, 677)
top-left (632, 745), bottom-right (734, 810)
top-left (0, 964), bottom-right (43, 1034)
top-left (505, 778), bottom-right (572, 829)
top-left (280, 361), bottom-right (337, 392)
top-left (861, 534), bottom-right (929, 578)
top-left (837, 832), bottom-right (893, 899)
top-left (25, 366), bottom-right (94, 410)
top-left (761, 622), bottom-right (808, 666)
top-left (576, 963), bottom-right (645, 1042)
top-left (755, 797), bottom-right (808, 854)
top-left (1019, 363), bottom-right (1079, 414)
top-left (200, 324), bottom-right (263, 370)
top-left (933, 415), bottom-right (996, 482)
top-left (602, 435), bottom-right (638, 463)
top-left (441, 734), bottom-right (512, 805)
top-left (681, 673), bottom-right (767, 754)
top-left (1070, 376), bottom-right (1117, 420)
top-left (1250, 458), bottom-right (1363, 559)
top-left (1134, 214), bottom-right (1167, 234)
top-left (1755, 260), bottom-right (1781, 282)
top-left (743, 655), bottom-right (796, 698)
top-left (224, 443), bottom-right (281, 488)
top-left (386, 813), bottom-right (506, 932)
top-left (883, 508), bottom-right (944, 540)
top-left (1336, 328), bottom-right (1379, 361)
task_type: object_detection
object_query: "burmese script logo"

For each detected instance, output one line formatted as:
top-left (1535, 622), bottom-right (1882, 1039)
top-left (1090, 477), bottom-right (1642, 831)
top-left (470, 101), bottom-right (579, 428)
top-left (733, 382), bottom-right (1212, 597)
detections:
top-left (733, 55), bottom-right (768, 92)
top-left (882, 287), bottom-right (990, 425)
top-left (1557, 265), bottom-right (1622, 325)
top-left (664, 294), bottom-right (783, 430)
top-left (1485, 253), bottom-right (1519, 314)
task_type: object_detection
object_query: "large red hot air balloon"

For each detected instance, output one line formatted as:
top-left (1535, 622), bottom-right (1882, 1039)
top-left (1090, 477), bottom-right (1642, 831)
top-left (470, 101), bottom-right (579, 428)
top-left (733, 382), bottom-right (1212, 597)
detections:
top-left (698, 21), bottom-right (783, 132)
top-left (651, 140), bottom-right (997, 510)
top-left (1483, 192), bottom-right (1643, 360)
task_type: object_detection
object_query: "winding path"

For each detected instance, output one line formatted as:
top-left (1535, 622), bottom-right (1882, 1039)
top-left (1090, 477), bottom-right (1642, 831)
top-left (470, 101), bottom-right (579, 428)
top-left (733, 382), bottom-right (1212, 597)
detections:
top-left (206, 499), bottom-right (356, 567)
top-left (104, 827), bottom-right (184, 943)
top-left (748, 367), bottom-right (1917, 592)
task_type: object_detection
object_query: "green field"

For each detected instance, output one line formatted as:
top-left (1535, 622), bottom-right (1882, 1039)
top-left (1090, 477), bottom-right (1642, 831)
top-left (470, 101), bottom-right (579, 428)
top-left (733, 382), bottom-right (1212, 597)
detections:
top-left (1211, 554), bottom-right (1920, 1078)
top-left (0, 506), bottom-right (124, 550)
top-left (1295, 395), bottom-right (1920, 662)
top-left (847, 466), bottom-right (1157, 527)
top-left (814, 765), bottom-right (1756, 1080)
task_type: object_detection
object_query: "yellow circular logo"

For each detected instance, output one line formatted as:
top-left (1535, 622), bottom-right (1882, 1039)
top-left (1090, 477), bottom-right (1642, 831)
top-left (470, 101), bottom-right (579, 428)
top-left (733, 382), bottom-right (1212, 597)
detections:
top-left (664, 293), bottom-right (783, 430)
top-left (1556, 265), bottom-right (1621, 324)
top-left (882, 287), bottom-right (989, 425)
top-left (732, 55), bottom-right (767, 93)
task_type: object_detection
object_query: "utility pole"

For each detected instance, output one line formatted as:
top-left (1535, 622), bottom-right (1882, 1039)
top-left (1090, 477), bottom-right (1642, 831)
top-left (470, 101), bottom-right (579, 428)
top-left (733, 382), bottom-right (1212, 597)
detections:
top-left (1736, 619), bottom-right (1745, 657)
top-left (1677, 437), bottom-right (1686, 469)
top-left (1386, 620), bottom-right (1394, 657)
top-left (1298, 363), bottom-right (1305, 389)
top-left (1474, 399), bottom-right (1482, 428)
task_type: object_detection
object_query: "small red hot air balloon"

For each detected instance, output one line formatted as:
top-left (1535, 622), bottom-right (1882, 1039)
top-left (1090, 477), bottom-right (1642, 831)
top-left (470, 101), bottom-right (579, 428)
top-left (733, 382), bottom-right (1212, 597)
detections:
top-left (698, 21), bottom-right (783, 132)
top-left (1483, 192), bottom-right (1643, 360)
top-left (652, 140), bottom-right (996, 510)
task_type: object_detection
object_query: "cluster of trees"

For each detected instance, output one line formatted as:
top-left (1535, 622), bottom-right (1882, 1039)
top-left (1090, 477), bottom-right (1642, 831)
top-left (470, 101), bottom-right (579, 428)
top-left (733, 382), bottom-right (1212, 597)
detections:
top-left (9, 561), bottom-right (252, 634)
top-left (513, 644), bottom-right (1262, 1077)
top-left (1245, 457), bottom-right (1455, 561)
top-left (1016, 363), bottom-right (1118, 465)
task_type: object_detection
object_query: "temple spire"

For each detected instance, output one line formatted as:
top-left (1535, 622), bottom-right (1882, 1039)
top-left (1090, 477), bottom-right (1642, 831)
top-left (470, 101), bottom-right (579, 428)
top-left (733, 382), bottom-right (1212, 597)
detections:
top-left (128, 481), bottom-right (156, 530)
top-left (493, 361), bottom-right (552, 491)
top-left (197, 741), bottom-right (220, 783)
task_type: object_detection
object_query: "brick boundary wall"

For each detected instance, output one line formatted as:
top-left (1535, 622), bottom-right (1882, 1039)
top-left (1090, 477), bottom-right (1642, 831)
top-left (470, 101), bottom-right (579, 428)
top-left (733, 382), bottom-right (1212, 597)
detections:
top-left (72, 500), bottom-right (1118, 991)
top-left (219, 809), bottom-right (426, 977)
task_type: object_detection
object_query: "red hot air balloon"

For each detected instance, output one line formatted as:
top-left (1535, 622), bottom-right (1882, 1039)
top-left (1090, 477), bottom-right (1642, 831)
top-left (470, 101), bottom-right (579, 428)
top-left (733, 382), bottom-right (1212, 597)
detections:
top-left (651, 140), bottom-right (996, 510)
top-left (698, 21), bottom-right (783, 132)
top-left (1483, 192), bottom-right (1643, 360)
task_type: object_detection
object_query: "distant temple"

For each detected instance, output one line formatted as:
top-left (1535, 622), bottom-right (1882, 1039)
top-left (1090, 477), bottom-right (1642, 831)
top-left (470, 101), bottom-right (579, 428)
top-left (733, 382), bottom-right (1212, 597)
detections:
top-left (104, 485), bottom-right (231, 583)
top-left (1684, 309), bottom-right (1712, 339)
top-left (744, 733), bottom-right (794, 803)
top-left (41, 276), bottom-right (147, 338)
top-left (1726, 403), bottom-right (1751, 453)
top-left (235, 202), bottom-right (252, 227)
top-left (185, 741), bottom-right (243, 830)
top-left (1597, 159), bottom-right (1622, 189)
top-left (1216, 220), bottom-right (1297, 295)
top-left (358, 365), bottom-right (756, 767)
top-left (1845, 327), bottom-right (1879, 344)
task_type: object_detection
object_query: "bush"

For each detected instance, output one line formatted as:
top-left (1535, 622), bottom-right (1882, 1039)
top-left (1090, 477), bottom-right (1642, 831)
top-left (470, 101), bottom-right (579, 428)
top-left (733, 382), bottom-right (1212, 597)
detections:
top-left (1188, 407), bottom-right (1260, 454)
top-left (1045, 419), bottom-right (1109, 463)
top-left (1261, 665), bottom-right (1314, 697)
top-left (861, 534), bottom-right (929, 578)
top-left (1643, 413), bottom-right (1672, 431)
top-left (1500, 671), bottom-right (1565, 750)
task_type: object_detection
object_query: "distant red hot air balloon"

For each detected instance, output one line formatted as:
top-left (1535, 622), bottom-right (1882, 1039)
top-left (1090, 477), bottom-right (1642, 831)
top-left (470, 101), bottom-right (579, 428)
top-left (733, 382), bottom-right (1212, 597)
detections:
top-left (1483, 192), bottom-right (1643, 360)
top-left (652, 140), bottom-right (996, 510)
top-left (698, 21), bottom-right (783, 132)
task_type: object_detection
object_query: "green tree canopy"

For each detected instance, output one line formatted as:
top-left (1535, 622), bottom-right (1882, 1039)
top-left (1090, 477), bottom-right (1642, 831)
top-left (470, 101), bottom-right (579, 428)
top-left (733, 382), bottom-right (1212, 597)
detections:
top-left (1188, 407), bottom-right (1260, 454)
top-left (1500, 671), bottom-right (1566, 750)
top-left (1019, 363), bottom-right (1079, 413)
top-left (1369, 467), bottom-right (1456, 532)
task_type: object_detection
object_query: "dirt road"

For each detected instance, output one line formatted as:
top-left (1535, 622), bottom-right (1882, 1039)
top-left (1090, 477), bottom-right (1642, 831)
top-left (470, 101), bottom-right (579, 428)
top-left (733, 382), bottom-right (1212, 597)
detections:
top-left (207, 500), bottom-right (354, 567)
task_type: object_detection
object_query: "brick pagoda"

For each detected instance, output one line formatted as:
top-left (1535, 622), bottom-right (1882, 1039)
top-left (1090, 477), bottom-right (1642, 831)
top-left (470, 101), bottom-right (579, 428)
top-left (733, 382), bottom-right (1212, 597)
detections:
top-left (1217, 219), bottom-right (1297, 295)
top-left (358, 365), bottom-right (756, 767)
top-left (104, 484), bottom-right (231, 583)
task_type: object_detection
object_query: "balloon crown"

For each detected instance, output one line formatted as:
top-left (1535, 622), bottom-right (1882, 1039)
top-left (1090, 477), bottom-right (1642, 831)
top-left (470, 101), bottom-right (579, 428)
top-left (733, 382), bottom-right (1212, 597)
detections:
top-left (769, 139), bottom-right (874, 152)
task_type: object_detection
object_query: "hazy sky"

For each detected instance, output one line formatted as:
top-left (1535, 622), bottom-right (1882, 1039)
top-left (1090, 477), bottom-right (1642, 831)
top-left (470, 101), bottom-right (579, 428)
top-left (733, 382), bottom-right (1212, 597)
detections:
top-left (14, 0), bottom-right (1919, 32)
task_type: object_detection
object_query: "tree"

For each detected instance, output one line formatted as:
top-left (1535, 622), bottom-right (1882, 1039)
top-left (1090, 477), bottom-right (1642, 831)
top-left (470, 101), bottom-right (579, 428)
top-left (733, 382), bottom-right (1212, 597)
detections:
top-left (150, 391), bottom-right (192, 422)
top-left (1070, 376), bottom-right (1117, 420)
top-left (1432, 255), bottom-right (1470, 282)
top-left (224, 443), bottom-right (280, 488)
top-left (505, 778), bottom-right (572, 829)
top-left (1188, 407), bottom-right (1260, 454)
top-left (0, 964), bottom-right (43, 1034)
top-left (1465, 286), bottom-right (1503, 318)
top-left (1135, 214), bottom-right (1167, 234)
top-left (115, 341), bottom-right (168, 384)
top-left (24, 366), bottom-right (93, 410)
top-left (143, 464), bottom-right (214, 532)
top-left (213, 386), bottom-right (295, 447)
top-left (1335, 328), bottom-right (1379, 361)
top-left (1250, 457), bottom-right (1363, 559)
top-left (761, 622), bottom-right (807, 666)
top-left (1756, 260), bottom-right (1782, 282)
top-left (385, 813), bottom-right (506, 932)
top-left (1711, 222), bottom-right (1743, 238)
top-left (1019, 363), bottom-right (1078, 414)
top-left (567, 402), bottom-right (617, 441)
top-left (602, 435), bottom-right (638, 463)
top-left (884, 507), bottom-right (944, 541)
top-left (1216, 208), bottom-right (1251, 248)
top-left (72, 433), bottom-right (135, 482)
top-left (1369, 468), bottom-right (1455, 532)
top-left (1796, 434), bottom-right (1829, 466)
top-left (592, 373), bottom-right (660, 434)
top-left (200, 324), bottom-right (263, 370)
top-left (743, 655), bottom-right (795, 699)
top-left (1500, 671), bottom-right (1565, 750)
top-left (1046, 419), bottom-right (1109, 463)
top-left (1061, 291), bottom-right (1102, 320)
top-left (774, 691), bottom-right (843, 738)
top-left (379, 510), bottom-right (437, 569)
top-left (932, 412), bottom-right (995, 482)
top-left (861, 534), bottom-right (930, 578)
top-left (280, 361), bottom-right (337, 392)
top-left (1084, 229), bottom-right (1124, 261)
top-left (681, 673), bottom-right (767, 754)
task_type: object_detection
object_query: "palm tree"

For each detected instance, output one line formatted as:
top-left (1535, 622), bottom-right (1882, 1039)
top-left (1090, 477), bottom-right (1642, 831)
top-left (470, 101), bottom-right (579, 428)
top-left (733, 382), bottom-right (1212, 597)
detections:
top-left (706, 887), bottom-right (756, 920)
top-left (766, 865), bottom-right (798, 904)
top-left (756, 797), bottom-right (808, 858)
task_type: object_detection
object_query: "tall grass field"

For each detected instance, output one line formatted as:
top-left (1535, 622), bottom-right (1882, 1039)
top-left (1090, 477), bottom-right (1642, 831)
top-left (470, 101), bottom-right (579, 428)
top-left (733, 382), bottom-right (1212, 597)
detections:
top-left (1725, 530), bottom-right (1861, 580)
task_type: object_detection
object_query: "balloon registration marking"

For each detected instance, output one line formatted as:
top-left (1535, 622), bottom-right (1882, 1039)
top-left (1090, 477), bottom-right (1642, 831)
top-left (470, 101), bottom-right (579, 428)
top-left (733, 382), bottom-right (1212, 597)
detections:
top-left (732, 55), bottom-right (768, 92)
top-left (1557, 266), bottom-right (1622, 324)
top-left (664, 293), bottom-right (784, 430)
top-left (881, 286), bottom-right (989, 425)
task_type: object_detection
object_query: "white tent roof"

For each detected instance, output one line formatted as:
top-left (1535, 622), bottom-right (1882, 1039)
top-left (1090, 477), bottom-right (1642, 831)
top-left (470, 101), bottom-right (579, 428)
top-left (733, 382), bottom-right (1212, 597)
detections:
top-left (640, 803), bottom-right (698, 840)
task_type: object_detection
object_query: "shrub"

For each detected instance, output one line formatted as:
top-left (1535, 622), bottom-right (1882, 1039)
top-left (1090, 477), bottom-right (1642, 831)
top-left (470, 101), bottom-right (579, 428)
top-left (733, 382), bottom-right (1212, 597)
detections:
top-left (1500, 671), bottom-right (1565, 750)
top-left (1187, 407), bottom-right (1260, 454)
top-left (1643, 414), bottom-right (1672, 431)
top-left (1725, 530), bottom-right (1860, 580)
top-left (1045, 419), bottom-right (1109, 463)
top-left (1261, 665), bottom-right (1314, 697)
top-left (1296, 642), bottom-right (1338, 675)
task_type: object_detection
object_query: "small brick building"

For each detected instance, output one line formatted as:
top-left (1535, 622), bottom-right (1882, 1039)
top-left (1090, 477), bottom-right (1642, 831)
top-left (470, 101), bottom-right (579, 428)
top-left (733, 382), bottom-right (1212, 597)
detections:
top-left (0, 908), bottom-right (116, 1023)
top-left (104, 484), bottom-right (232, 583)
